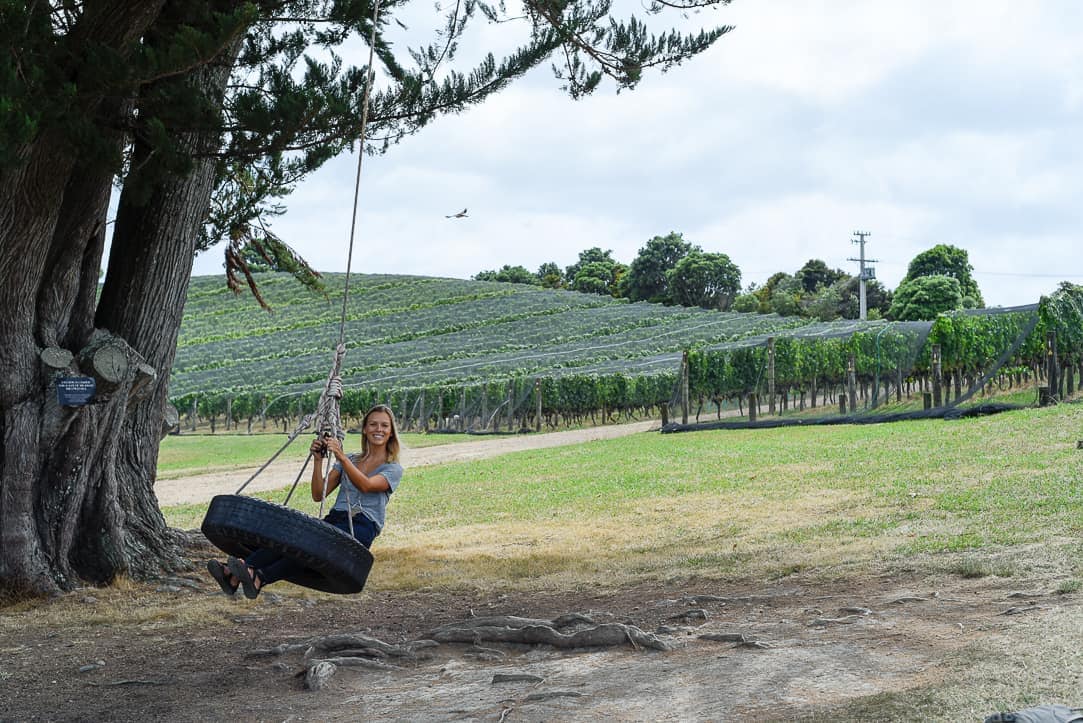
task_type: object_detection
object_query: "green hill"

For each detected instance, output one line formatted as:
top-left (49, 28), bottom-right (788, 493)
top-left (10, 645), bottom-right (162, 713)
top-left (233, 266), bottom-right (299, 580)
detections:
top-left (170, 273), bottom-right (807, 422)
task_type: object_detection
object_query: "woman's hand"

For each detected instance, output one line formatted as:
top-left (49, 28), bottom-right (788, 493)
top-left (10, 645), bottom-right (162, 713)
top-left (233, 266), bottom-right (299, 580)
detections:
top-left (323, 436), bottom-right (345, 459)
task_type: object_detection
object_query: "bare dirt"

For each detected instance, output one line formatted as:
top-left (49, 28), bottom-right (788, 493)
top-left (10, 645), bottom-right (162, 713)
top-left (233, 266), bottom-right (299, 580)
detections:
top-left (4, 423), bottom-right (1080, 722)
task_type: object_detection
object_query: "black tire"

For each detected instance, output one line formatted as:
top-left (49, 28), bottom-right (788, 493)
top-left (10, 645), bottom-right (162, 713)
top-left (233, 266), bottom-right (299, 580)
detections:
top-left (200, 495), bottom-right (373, 595)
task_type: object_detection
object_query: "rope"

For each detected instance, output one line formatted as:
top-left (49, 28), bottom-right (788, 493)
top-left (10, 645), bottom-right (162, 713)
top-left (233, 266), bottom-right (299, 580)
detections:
top-left (233, 0), bottom-right (383, 509)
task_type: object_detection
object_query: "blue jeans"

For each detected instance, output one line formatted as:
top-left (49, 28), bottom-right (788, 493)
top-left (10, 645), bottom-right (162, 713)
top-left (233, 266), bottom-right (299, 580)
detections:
top-left (246, 510), bottom-right (378, 586)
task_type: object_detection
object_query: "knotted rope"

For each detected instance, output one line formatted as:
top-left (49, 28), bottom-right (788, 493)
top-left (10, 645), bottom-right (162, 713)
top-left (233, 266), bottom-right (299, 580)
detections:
top-left (234, 0), bottom-right (383, 506)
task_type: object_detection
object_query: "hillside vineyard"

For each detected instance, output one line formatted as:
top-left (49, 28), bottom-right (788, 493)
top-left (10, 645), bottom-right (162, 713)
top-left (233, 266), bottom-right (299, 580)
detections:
top-left (169, 274), bottom-right (1083, 432)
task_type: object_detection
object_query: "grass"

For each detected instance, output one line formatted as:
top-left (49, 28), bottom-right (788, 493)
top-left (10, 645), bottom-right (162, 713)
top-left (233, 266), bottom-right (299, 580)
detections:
top-left (162, 402), bottom-right (1083, 593)
top-left (157, 430), bottom-right (468, 479)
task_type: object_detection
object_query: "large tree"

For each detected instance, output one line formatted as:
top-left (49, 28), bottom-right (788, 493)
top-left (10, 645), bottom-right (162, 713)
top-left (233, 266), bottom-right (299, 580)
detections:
top-left (620, 232), bottom-right (694, 304)
top-left (901, 244), bottom-right (983, 308)
top-left (887, 275), bottom-right (963, 321)
top-left (0, 0), bottom-right (734, 596)
top-left (666, 250), bottom-right (741, 310)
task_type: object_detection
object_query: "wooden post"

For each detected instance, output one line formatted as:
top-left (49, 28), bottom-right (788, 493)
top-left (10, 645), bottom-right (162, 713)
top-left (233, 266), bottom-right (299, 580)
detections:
top-left (748, 392), bottom-right (758, 422)
top-left (660, 403), bottom-right (669, 427)
top-left (1046, 331), bottom-right (1059, 402)
top-left (190, 397), bottom-right (198, 432)
top-left (923, 392), bottom-right (932, 410)
top-left (225, 397), bottom-right (232, 431)
top-left (847, 353), bottom-right (857, 414)
top-left (931, 345), bottom-right (942, 408)
top-left (535, 378), bottom-right (542, 432)
top-left (506, 382), bottom-right (514, 432)
top-left (420, 390), bottom-right (427, 433)
top-left (460, 387), bottom-right (467, 432)
top-left (767, 337), bottom-right (776, 415)
top-left (839, 392), bottom-right (847, 415)
top-left (681, 350), bottom-right (690, 425)
top-left (481, 387), bottom-right (489, 431)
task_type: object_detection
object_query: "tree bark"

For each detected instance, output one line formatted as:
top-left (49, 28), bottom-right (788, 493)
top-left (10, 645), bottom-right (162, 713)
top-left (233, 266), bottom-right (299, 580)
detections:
top-left (0, 5), bottom-right (241, 595)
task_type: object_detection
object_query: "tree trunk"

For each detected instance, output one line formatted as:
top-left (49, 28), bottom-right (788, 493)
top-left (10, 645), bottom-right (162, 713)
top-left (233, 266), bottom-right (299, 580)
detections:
top-left (1, 10), bottom-right (241, 594)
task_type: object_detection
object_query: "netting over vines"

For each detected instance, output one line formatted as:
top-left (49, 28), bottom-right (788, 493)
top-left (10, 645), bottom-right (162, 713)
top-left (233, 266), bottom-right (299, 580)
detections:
top-left (168, 275), bottom-right (1083, 433)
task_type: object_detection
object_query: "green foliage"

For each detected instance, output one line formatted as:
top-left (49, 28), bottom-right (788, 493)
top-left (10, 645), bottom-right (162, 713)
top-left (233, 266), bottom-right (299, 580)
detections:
top-left (473, 265), bottom-right (540, 285)
top-left (621, 232), bottom-right (695, 303)
top-left (796, 259), bottom-right (847, 294)
top-left (888, 275), bottom-right (963, 321)
top-left (666, 251), bottom-right (741, 310)
top-left (571, 260), bottom-right (625, 296)
top-left (902, 244), bottom-right (983, 307)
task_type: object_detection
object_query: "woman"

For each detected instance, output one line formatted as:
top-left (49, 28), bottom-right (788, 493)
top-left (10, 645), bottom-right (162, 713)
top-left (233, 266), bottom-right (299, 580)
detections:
top-left (207, 404), bottom-right (403, 599)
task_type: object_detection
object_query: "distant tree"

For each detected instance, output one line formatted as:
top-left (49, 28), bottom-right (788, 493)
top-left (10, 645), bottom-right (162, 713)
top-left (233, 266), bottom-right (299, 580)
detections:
top-left (564, 247), bottom-right (616, 285)
top-left (474, 265), bottom-right (539, 285)
top-left (768, 275), bottom-right (803, 317)
top-left (569, 261), bottom-right (611, 295)
top-left (887, 275), bottom-right (963, 320)
top-left (902, 244), bottom-right (984, 307)
top-left (807, 284), bottom-right (844, 321)
top-left (731, 293), bottom-right (759, 313)
top-left (796, 259), bottom-right (847, 294)
top-left (536, 262), bottom-right (564, 289)
top-left (621, 232), bottom-right (694, 303)
top-left (835, 276), bottom-right (891, 320)
top-left (667, 251), bottom-right (741, 310)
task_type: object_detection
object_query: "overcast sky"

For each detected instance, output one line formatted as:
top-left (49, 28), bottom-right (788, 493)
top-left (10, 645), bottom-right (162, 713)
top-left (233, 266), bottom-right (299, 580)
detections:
top-left (189, 0), bottom-right (1083, 308)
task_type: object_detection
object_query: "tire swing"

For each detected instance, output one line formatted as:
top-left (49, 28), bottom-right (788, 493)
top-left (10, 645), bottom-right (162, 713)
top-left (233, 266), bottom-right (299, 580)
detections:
top-left (200, 344), bottom-right (374, 595)
top-left (201, 1), bottom-right (383, 595)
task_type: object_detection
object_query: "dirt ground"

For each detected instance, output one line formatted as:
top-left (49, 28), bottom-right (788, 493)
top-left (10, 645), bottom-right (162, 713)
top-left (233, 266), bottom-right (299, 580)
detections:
top-left (4, 423), bottom-right (1081, 722)
top-left (2, 561), bottom-right (1078, 722)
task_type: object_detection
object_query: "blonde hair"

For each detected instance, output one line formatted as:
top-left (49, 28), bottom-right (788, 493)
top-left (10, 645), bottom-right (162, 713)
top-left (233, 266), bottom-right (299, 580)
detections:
top-left (361, 404), bottom-right (400, 462)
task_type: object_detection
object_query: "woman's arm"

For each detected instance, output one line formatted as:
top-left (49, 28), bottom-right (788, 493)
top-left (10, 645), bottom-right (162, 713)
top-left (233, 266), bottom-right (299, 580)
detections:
top-left (309, 436), bottom-right (342, 502)
top-left (324, 437), bottom-right (391, 495)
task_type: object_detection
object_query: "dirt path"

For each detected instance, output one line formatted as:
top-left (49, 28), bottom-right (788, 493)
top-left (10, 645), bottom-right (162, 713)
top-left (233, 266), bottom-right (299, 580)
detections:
top-left (154, 420), bottom-right (660, 507)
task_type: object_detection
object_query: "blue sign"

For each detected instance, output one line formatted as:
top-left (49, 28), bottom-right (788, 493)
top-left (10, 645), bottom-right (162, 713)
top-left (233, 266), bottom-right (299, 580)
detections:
top-left (57, 377), bottom-right (96, 407)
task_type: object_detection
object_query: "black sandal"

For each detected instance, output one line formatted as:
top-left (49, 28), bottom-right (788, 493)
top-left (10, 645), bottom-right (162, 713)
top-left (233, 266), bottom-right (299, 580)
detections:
top-left (227, 556), bottom-right (261, 600)
top-left (206, 559), bottom-right (238, 596)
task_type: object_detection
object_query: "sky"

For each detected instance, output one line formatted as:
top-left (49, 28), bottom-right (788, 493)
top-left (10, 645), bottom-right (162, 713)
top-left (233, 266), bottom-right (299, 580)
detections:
top-left (187, 0), bottom-right (1083, 308)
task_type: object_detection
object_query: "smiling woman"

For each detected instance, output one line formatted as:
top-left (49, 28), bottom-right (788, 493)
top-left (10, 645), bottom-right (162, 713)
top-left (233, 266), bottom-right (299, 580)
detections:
top-left (202, 404), bottom-right (405, 597)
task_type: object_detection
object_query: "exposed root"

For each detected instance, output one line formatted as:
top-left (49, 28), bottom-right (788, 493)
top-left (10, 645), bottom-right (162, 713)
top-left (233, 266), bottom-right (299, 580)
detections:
top-left (250, 633), bottom-right (437, 662)
top-left (493, 673), bottom-right (544, 684)
top-left (429, 614), bottom-right (670, 651)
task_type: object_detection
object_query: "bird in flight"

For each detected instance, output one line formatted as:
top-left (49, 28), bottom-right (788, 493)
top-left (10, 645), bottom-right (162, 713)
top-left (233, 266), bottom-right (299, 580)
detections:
top-left (446, 208), bottom-right (468, 219)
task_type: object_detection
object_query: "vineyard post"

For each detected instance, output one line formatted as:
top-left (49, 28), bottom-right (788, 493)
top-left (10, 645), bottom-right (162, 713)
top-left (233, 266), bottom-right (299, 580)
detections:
top-left (767, 337), bottom-right (776, 415)
top-left (420, 390), bottom-right (427, 433)
top-left (506, 382), bottom-right (514, 432)
top-left (896, 365), bottom-right (903, 403)
top-left (260, 395), bottom-right (267, 431)
top-left (1046, 331), bottom-right (1058, 403)
top-left (459, 387), bottom-right (466, 432)
top-left (225, 397), bottom-right (232, 431)
top-left (923, 392), bottom-right (932, 409)
top-left (190, 397), bottom-right (197, 432)
top-left (932, 345), bottom-right (943, 408)
top-left (847, 353), bottom-right (857, 413)
top-left (681, 350), bottom-right (689, 425)
top-left (535, 378), bottom-right (542, 432)
top-left (839, 392), bottom-right (847, 415)
top-left (748, 392), bottom-right (757, 422)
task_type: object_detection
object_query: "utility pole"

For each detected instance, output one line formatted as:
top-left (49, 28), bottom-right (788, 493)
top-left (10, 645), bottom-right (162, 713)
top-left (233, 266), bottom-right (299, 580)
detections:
top-left (848, 231), bottom-right (878, 320)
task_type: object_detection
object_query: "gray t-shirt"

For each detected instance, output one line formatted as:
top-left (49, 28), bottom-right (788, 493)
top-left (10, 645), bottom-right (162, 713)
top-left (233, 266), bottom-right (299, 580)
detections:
top-left (330, 458), bottom-right (403, 531)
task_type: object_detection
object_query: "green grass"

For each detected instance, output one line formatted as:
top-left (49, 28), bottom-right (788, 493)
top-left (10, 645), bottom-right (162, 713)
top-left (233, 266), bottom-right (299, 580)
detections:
top-left (164, 403), bottom-right (1083, 588)
top-left (157, 431), bottom-right (468, 479)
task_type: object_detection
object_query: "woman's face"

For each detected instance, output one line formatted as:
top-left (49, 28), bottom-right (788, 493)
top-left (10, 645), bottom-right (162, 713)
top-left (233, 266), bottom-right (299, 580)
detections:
top-left (364, 411), bottom-right (393, 448)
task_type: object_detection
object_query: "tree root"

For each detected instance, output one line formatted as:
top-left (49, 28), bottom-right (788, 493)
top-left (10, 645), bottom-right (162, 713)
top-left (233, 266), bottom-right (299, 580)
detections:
top-left (428, 614), bottom-right (670, 652)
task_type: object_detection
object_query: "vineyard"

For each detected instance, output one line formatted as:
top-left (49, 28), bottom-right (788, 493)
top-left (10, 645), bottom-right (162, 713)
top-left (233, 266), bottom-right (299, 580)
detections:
top-left (169, 274), bottom-right (1083, 433)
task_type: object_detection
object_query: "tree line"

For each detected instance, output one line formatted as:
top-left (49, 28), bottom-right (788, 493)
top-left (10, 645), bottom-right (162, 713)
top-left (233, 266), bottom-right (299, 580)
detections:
top-left (475, 238), bottom-right (988, 322)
